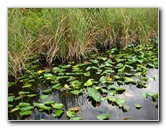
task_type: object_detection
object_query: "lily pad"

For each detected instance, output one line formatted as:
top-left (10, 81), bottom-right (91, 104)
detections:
top-left (18, 91), bottom-right (30, 95)
top-left (87, 87), bottom-right (101, 102)
top-left (8, 96), bottom-right (15, 102)
top-left (71, 89), bottom-right (83, 95)
top-left (53, 109), bottom-right (64, 117)
top-left (125, 77), bottom-right (136, 84)
top-left (43, 100), bottom-right (55, 105)
top-left (96, 113), bottom-right (109, 120)
top-left (99, 76), bottom-right (106, 84)
top-left (27, 94), bottom-right (37, 98)
top-left (66, 110), bottom-right (76, 117)
top-left (20, 106), bottom-right (34, 111)
top-left (70, 117), bottom-right (82, 120)
top-left (44, 73), bottom-right (53, 80)
top-left (84, 79), bottom-right (93, 87)
top-left (134, 104), bottom-right (142, 109)
top-left (14, 95), bottom-right (24, 101)
top-left (51, 103), bottom-right (63, 109)
top-left (19, 110), bottom-right (32, 117)
top-left (42, 88), bottom-right (52, 94)
top-left (115, 98), bottom-right (126, 107)
top-left (40, 95), bottom-right (49, 100)
top-left (38, 103), bottom-right (51, 110)
top-left (22, 83), bottom-right (32, 88)
top-left (10, 107), bottom-right (20, 113)
top-left (18, 102), bottom-right (30, 107)
top-left (52, 83), bottom-right (61, 90)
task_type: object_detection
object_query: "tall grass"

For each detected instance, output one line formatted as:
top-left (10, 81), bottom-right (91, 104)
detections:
top-left (8, 8), bottom-right (158, 79)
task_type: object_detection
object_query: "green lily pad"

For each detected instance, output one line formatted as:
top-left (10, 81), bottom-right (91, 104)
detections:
top-left (96, 113), bottom-right (109, 120)
top-left (115, 98), bottom-right (126, 107)
top-left (134, 104), bottom-right (142, 109)
top-left (115, 87), bottom-right (125, 92)
top-left (40, 95), bottom-right (49, 100)
top-left (70, 117), bottom-right (82, 120)
top-left (8, 96), bottom-right (15, 102)
top-left (53, 109), bottom-right (64, 117)
top-left (43, 100), bottom-right (55, 105)
top-left (51, 103), bottom-right (63, 109)
top-left (125, 77), bottom-right (136, 84)
top-left (18, 102), bottom-right (30, 107)
top-left (27, 94), bottom-right (37, 98)
top-left (19, 110), bottom-right (32, 117)
top-left (99, 76), bottom-right (106, 84)
top-left (38, 103), bottom-right (52, 110)
top-left (8, 82), bottom-right (15, 88)
top-left (66, 110), bottom-right (76, 118)
top-left (141, 93), bottom-right (148, 98)
top-left (18, 91), bottom-right (30, 95)
top-left (22, 83), bottom-right (32, 88)
top-left (87, 87), bottom-right (101, 102)
top-left (84, 72), bottom-right (90, 76)
top-left (10, 107), bottom-right (20, 113)
top-left (84, 79), bottom-right (93, 87)
top-left (71, 89), bottom-right (83, 95)
top-left (20, 106), bottom-right (34, 111)
top-left (42, 88), bottom-right (52, 94)
top-left (14, 95), bottom-right (24, 101)
top-left (52, 83), bottom-right (61, 90)
top-left (44, 73), bottom-right (53, 80)
top-left (8, 104), bottom-right (13, 108)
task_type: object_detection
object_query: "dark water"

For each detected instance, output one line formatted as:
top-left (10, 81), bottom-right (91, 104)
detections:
top-left (13, 68), bottom-right (158, 121)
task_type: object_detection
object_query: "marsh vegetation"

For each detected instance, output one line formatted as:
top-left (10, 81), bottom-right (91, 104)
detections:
top-left (8, 8), bottom-right (158, 120)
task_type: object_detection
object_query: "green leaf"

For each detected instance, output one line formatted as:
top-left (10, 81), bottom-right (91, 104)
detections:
top-left (20, 106), bottom-right (34, 111)
top-left (134, 104), bottom-right (142, 109)
top-left (87, 87), bottom-right (101, 102)
top-left (152, 93), bottom-right (158, 101)
top-left (71, 89), bottom-right (83, 95)
top-left (38, 103), bottom-right (52, 110)
top-left (52, 83), bottom-right (62, 90)
top-left (19, 110), bottom-right (32, 117)
top-left (14, 95), bottom-right (24, 101)
top-left (66, 110), bottom-right (76, 117)
top-left (27, 94), bottom-right (37, 98)
top-left (8, 104), bottom-right (13, 108)
top-left (40, 95), bottom-right (49, 100)
top-left (125, 77), bottom-right (136, 84)
top-left (22, 83), bottom-right (32, 88)
top-left (115, 98), bottom-right (126, 107)
top-left (96, 113), bottom-right (109, 120)
top-left (51, 103), bottom-right (63, 109)
top-left (84, 72), bottom-right (90, 76)
top-left (18, 91), bottom-right (30, 95)
top-left (33, 102), bottom-right (39, 107)
top-left (42, 88), bottom-right (52, 94)
top-left (8, 96), bottom-right (15, 102)
top-left (10, 107), bottom-right (20, 113)
top-left (99, 76), bottom-right (106, 84)
top-left (70, 117), bottom-right (82, 120)
top-left (44, 73), bottom-right (53, 80)
top-left (53, 109), bottom-right (64, 117)
top-left (8, 82), bottom-right (15, 88)
top-left (18, 102), bottom-right (30, 107)
top-left (43, 100), bottom-right (55, 105)
top-left (141, 93), bottom-right (148, 98)
top-left (84, 79), bottom-right (93, 87)
top-left (115, 87), bottom-right (125, 92)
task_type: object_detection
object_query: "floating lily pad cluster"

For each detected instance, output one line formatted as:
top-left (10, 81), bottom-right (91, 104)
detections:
top-left (8, 41), bottom-right (158, 120)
